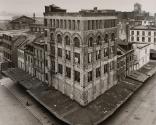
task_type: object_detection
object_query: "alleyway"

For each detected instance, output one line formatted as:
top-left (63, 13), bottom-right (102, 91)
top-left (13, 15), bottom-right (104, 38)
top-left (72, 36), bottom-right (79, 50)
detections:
top-left (102, 73), bottom-right (156, 125)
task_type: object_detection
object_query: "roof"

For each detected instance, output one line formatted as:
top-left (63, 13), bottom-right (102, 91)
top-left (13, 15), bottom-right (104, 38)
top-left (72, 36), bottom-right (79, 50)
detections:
top-left (44, 5), bottom-right (117, 17)
top-left (10, 15), bottom-right (34, 23)
top-left (0, 29), bottom-right (29, 37)
top-left (133, 43), bottom-right (150, 49)
top-left (131, 25), bottom-right (156, 30)
top-left (17, 32), bottom-right (45, 50)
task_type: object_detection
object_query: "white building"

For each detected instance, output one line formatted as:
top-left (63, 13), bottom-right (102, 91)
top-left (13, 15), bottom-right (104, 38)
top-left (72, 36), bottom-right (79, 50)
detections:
top-left (129, 25), bottom-right (156, 50)
top-left (141, 20), bottom-right (155, 26)
top-left (129, 25), bottom-right (152, 68)
top-left (133, 44), bottom-right (150, 69)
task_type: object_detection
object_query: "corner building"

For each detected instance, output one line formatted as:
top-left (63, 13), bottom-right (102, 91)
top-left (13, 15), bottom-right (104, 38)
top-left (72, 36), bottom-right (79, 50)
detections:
top-left (44, 5), bottom-right (118, 106)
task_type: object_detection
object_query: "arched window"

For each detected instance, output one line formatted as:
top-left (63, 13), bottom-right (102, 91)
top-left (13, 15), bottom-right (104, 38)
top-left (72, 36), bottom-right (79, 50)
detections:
top-left (65, 36), bottom-right (70, 45)
top-left (50, 33), bottom-right (54, 41)
top-left (96, 35), bottom-right (102, 45)
top-left (111, 33), bottom-right (115, 41)
top-left (74, 37), bottom-right (80, 47)
top-left (88, 37), bottom-right (94, 47)
top-left (57, 34), bottom-right (62, 43)
top-left (104, 34), bottom-right (109, 43)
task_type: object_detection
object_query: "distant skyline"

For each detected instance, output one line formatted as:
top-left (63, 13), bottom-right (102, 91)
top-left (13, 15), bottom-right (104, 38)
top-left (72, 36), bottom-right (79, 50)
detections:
top-left (0, 0), bottom-right (156, 19)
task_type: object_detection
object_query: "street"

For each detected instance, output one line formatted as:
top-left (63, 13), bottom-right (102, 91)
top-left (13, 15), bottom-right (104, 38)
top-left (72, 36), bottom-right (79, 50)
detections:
top-left (0, 77), bottom-right (62, 125)
top-left (1, 72), bottom-right (156, 125)
top-left (0, 84), bottom-right (42, 125)
top-left (101, 73), bottom-right (156, 125)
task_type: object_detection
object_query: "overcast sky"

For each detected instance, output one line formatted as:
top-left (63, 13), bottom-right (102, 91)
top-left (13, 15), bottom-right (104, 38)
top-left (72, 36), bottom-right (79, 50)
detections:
top-left (0, 0), bottom-right (156, 18)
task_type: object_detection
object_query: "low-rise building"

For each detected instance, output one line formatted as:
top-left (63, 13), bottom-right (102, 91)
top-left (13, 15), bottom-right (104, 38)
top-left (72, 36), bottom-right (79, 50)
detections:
top-left (133, 44), bottom-right (150, 69)
top-left (129, 25), bottom-right (156, 45)
top-left (17, 33), bottom-right (48, 83)
top-left (0, 30), bottom-right (28, 70)
top-left (9, 16), bottom-right (35, 30)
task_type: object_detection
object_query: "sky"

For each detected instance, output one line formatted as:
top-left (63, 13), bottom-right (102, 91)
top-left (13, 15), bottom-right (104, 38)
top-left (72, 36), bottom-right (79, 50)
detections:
top-left (0, 0), bottom-right (156, 19)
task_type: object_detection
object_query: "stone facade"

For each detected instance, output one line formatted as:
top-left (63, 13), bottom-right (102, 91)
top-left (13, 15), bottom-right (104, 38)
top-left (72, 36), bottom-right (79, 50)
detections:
top-left (44, 5), bottom-right (118, 106)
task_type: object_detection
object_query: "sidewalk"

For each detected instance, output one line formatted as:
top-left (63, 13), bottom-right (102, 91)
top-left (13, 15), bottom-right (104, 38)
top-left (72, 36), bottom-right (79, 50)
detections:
top-left (2, 61), bottom-right (156, 125)
top-left (127, 60), bottom-right (156, 82)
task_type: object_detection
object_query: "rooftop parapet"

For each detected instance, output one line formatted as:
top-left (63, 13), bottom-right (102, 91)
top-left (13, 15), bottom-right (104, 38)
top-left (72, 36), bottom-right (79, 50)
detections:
top-left (44, 5), bottom-right (117, 17)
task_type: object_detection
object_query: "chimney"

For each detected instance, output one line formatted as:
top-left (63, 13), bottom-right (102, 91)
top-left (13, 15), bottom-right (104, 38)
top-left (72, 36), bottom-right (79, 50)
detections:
top-left (94, 7), bottom-right (98, 12)
top-left (33, 13), bottom-right (36, 23)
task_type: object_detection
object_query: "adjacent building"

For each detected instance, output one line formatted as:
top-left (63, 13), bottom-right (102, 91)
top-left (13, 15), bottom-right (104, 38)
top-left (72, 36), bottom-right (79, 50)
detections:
top-left (0, 30), bottom-right (28, 70)
top-left (129, 25), bottom-right (156, 48)
top-left (17, 33), bottom-right (48, 83)
top-left (133, 44), bottom-right (151, 69)
top-left (9, 16), bottom-right (35, 30)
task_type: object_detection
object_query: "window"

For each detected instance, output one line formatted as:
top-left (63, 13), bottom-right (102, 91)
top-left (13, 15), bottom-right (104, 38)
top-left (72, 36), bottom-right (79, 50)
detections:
top-left (56, 19), bottom-right (59, 28)
top-left (88, 20), bottom-right (91, 30)
top-left (137, 31), bottom-right (139, 35)
top-left (60, 20), bottom-right (63, 28)
top-left (88, 53), bottom-right (92, 63)
top-left (96, 50), bottom-right (101, 60)
top-left (44, 19), bottom-right (47, 26)
top-left (88, 71), bottom-right (93, 82)
top-left (74, 52), bottom-right (80, 64)
top-left (96, 36), bottom-right (102, 45)
top-left (45, 73), bottom-right (48, 81)
top-left (96, 67), bottom-right (101, 78)
top-left (74, 71), bottom-right (80, 82)
top-left (104, 48), bottom-right (108, 57)
top-left (148, 31), bottom-right (151, 36)
top-left (58, 48), bottom-right (62, 57)
top-left (154, 32), bottom-right (156, 36)
top-left (50, 33), bottom-right (54, 41)
top-left (64, 20), bottom-right (66, 29)
top-left (57, 34), bottom-right (62, 44)
top-left (51, 61), bottom-right (55, 72)
top-left (110, 46), bottom-right (114, 55)
top-left (142, 37), bottom-right (145, 42)
top-left (66, 67), bottom-right (71, 78)
top-left (72, 20), bottom-right (75, 30)
top-left (137, 37), bottom-right (139, 41)
top-left (148, 37), bottom-right (151, 42)
top-left (104, 34), bottom-right (109, 43)
top-left (50, 19), bottom-right (52, 27)
top-left (44, 30), bottom-right (47, 37)
top-left (45, 60), bottom-right (48, 67)
top-left (74, 37), bottom-right (80, 47)
top-left (65, 36), bottom-right (70, 45)
top-left (68, 20), bottom-right (71, 29)
top-left (131, 31), bottom-right (134, 35)
top-left (131, 36), bottom-right (134, 41)
top-left (154, 38), bottom-right (156, 43)
top-left (77, 20), bottom-right (80, 30)
top-left (66, 50), bottom-right (71, 60)
top-left (88, 37), bottom-right (94, 47)
top-left (104, 64), bottom-right (108, 74)
top-left (58, 64), bottom-right (63, 74)
top-left (142, 31), bottom-right (145, 36)
top-left (111, 33), bottom-right (115, 41)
